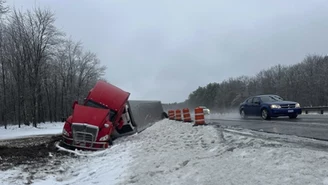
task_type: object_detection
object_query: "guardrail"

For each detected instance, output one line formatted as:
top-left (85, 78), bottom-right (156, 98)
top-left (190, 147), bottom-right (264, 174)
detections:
top-left (302, 106), bottom-right (328, 114)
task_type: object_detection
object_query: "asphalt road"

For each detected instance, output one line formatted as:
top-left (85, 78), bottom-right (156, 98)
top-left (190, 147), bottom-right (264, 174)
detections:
top-left (208, 114), bottom-right (328, 141)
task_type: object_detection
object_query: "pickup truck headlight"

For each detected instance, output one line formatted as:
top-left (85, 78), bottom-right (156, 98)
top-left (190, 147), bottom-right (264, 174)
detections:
top-left (271, 105), bottom-right (281, 109)
top-left (99, 134), bottom-right (109, 141)
top-left (295, 103), bottom-right (300, 108)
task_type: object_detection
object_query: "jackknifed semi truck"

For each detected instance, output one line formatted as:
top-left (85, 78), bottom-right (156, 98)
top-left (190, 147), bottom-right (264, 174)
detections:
top-left (59, 80), bottom-right (167, 151)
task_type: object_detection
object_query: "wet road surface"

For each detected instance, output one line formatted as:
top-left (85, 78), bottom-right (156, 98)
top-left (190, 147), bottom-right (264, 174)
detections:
top-left (209, 114), bottom-right (328, 141)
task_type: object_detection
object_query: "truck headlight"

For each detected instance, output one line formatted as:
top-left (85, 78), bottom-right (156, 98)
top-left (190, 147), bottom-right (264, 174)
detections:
top-left (295, 103), bottom-right (300, 108)
top-left (62, 128), bottom-right (69, 136)
top-left (271, 105), bottom-right (281, 109)
top-left (99, 135), bottom-right (109, 141)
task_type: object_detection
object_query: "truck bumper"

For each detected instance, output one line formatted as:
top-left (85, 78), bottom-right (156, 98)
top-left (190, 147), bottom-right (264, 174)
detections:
top-left (62, 135), bottom-right (109, 151)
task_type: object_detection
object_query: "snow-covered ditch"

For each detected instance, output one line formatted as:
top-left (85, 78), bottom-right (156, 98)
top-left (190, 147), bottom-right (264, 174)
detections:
top-left (2, 119), bottom-right (328, 185)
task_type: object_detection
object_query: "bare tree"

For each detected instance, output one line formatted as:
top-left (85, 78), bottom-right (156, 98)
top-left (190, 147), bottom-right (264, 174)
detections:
top-left (0, 5), bottom-right (106, 128)
top-left (5, 9), bottom-right (32, 128)
top-left (0, 0), bottom-right (8, 14)
top-left (186, 54), bottom-right (328, 113)
top-left (0, 1), bottom-right (7, 128)
top-left (23, 8), bottom-right (63, 127)
top-left (76, 51), bottom-right (106, 100)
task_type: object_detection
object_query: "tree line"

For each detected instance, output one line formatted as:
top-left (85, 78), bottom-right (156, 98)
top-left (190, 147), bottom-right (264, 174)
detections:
top-left (168, 54), bottom-right (328, 113)
top-left (0, 1), bottom-right (106, 128)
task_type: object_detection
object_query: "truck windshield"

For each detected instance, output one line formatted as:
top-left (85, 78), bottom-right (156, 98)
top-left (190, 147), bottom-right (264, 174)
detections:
top-left (84, 100), bottom-right (117, 122)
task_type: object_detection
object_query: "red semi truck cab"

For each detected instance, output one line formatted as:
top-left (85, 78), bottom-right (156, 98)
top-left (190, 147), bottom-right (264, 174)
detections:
top-left (61, 80), bottom-right (130, 150)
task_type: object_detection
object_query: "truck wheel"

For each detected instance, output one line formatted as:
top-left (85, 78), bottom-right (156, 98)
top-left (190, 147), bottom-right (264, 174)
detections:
top-left (162, 112), bottom-right (168, 119)
top-left (108, 137), bottom-right (113, 145)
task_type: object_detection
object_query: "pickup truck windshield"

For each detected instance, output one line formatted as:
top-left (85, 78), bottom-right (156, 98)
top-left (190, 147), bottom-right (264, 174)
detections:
top-left (84, 100), bottom-right (117, 122)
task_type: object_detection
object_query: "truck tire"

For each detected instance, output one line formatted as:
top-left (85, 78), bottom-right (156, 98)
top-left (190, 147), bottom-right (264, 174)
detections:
top-left (108, 137), bottom-right (113, 145)
top-left (162, 112), bottom-right (168, 119)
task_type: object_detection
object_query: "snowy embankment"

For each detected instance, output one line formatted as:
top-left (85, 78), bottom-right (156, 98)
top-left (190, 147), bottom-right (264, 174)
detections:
top-left (0, 122), bottom-right (63, 140)
top-left (2, 119), bottom-right (328, 185)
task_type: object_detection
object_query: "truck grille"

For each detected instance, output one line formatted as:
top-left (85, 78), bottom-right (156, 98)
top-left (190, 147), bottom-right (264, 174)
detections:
top-left (280, 104), bottom-right (295, 109)
top-left (71, 123), bottom-right (98, 145)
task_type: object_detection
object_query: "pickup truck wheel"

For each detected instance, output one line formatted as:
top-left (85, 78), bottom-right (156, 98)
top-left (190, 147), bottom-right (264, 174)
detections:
top-left (261, 108), bottom-right (271, 120)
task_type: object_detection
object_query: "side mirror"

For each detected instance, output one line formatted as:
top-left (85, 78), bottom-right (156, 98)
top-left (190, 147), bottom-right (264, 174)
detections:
top-left (72, 100), bottom-right (78, 109)
top-left (254, 101), bottom-right (260, 105)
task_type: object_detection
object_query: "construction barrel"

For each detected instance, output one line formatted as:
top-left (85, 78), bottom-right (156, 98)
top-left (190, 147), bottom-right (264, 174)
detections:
top-left (168, 110), bottom-right (175, 120)
top-left (182, 108), bottom-right (192, 122)
top-left (194, 107), bottom-right (206, 126)
top-left (175, 109), bottom-right (182, 121)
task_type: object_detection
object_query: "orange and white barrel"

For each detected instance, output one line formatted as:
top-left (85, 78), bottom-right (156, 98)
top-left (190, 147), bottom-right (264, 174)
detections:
top-left (182, 108), bottom-right (192, 122)
top-left (168, 110), bottom-right (175, 120)
top-left (175, 109), bottom-right (182, 121)
top-left (194, 107), bottom-right (205, 125)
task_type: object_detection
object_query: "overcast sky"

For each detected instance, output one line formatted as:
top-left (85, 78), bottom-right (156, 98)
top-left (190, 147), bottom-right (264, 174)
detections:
top-left (6, 0), bottom-right (328, 103)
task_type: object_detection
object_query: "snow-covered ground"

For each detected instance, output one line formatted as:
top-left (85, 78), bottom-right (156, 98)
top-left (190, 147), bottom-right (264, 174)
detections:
top-left (0, 122), bottom-right (64, 140)
top-left (2, 119), bottom-right (328, 185)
